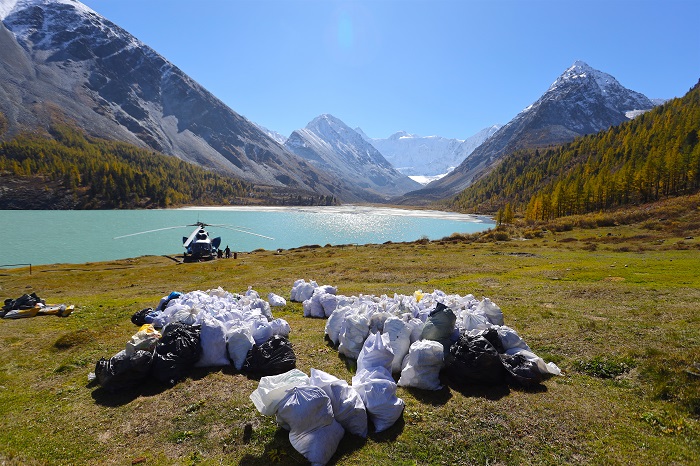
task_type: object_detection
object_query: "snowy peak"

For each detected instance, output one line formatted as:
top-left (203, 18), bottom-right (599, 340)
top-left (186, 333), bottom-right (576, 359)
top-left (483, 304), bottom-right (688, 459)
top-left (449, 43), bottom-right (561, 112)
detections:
top-left (542, 61), bottom-right (654, 115)
top-left (305, 113), bottom-right (356, 142)
top-left (404, 61), bottom-right (659, 202)
top-left (368, 125), bottom-right (500, 177)
top-left (549, 60), bottom-right (617, 95)
top-left (1, 0), bottom-right (94, 21)
top-left (388, 130), bottom-right (416, 140)
top-left (0, 0), bottom-right (349, 199)
top-left (2, 0), bottom-right (143, 55)
top-left (285, 114), bottom-right (420, 200)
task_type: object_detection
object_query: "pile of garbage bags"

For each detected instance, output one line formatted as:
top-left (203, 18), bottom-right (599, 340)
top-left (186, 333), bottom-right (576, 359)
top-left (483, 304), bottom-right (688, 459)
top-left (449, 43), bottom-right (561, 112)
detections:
top-left (294, 283), bottom-right (561, 388)
top-left (1, 293), bottom-right (74, 319)
top-left (250, 363), bottom-right (404, 465)
top-left (91, 287), bottom-right (295, 391)
top-left (291, 279), bottom-right (340, 318)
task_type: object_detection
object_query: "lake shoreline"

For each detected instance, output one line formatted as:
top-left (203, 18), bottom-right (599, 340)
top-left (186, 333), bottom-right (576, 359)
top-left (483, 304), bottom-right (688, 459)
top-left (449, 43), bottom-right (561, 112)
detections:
top-left (2, 206), bottom-right (494, 268)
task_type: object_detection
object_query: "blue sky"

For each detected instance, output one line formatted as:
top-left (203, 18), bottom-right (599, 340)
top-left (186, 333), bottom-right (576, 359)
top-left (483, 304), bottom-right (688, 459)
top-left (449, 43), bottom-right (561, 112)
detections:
top-left (80, 0), bottom-right (699, 140)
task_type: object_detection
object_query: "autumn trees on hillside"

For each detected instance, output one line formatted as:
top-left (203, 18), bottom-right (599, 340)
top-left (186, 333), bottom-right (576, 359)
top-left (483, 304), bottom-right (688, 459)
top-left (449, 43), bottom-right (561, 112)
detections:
top-left (450, 81), bottom-right (700, 221)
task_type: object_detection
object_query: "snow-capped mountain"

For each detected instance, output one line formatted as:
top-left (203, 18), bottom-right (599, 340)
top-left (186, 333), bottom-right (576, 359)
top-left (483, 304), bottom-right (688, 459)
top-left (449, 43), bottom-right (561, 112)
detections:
top-left (284, 114), bottom-right (421, 201)
top-left (0, 0), bottom-right (346, 197)
top-left (401, 61), bottom-right (658, 202)
top-left (361, 126), bottom-right (501, 179)
top-left (254, 122), bottom-right (287, 146)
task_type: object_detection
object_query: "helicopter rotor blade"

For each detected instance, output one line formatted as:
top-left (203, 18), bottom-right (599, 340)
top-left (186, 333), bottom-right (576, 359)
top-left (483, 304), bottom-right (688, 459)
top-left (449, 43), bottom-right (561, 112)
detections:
top-left (183, 226), bottom-right (203, 248)
top-left (113, 225), bottom-right (189, 239)
top-left (217, 225), bottom-right (274, 240)
top-left (203, 223), bottom-right (255, 231)
top-left (113, 221), bottom-right (274, 244)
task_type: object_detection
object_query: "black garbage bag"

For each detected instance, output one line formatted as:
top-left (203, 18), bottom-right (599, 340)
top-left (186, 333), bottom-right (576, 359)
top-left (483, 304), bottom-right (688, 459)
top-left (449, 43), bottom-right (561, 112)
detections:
top-left (94, 349), bottom-right (153, 391)
top-left (131, 307), bottom-right (156, 326)
top-left (151, 322), bottom-right (201, 385)
top-left (420, 302), bottom-right (457, 351)
top-left (445, 333), bottom-right (506, 384)
top-left (478, 327), bottom-right (505, 354)
top-left (242, 335), bottom-right (296, 376)
top-left (500, 353), bottom-right (544, 387)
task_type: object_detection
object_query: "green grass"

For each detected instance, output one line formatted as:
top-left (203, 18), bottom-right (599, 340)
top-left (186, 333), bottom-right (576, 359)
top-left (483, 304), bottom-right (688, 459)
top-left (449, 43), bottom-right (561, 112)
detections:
top-left (0, 201), bottom-right (699, 465)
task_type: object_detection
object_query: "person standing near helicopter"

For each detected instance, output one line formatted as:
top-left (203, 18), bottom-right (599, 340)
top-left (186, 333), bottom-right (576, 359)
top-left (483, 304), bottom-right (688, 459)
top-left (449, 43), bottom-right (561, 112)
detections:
top-left (224, 245), bottom-right (231, 259)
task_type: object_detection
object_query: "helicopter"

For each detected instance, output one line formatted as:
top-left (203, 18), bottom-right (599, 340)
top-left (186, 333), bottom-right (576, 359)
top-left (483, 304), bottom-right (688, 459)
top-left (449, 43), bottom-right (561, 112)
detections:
top-left (114, 222), bottom-right (274, 262)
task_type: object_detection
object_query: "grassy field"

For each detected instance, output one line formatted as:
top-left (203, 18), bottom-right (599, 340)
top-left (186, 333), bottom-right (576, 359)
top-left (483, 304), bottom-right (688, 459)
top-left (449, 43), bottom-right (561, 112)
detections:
top-left (0, 206), bottom-right (699, 465)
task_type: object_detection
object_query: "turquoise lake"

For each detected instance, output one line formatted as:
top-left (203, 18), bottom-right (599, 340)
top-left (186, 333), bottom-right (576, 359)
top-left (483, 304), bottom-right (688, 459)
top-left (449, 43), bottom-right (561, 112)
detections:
top-left (0, 206), bottom-right (494, 267)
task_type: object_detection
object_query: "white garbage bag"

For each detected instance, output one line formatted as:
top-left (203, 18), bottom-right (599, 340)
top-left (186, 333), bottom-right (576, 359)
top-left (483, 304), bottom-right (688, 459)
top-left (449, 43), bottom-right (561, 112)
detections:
top-left (248, 298), bottom-right (273, 321)
top-left (357, 332), bottom-right (394, 373)
top-left (208, 286), bottom-right (228, 298)
top-left (250, 368), bottom-right (311, 416)
top-left (290, 279), bottom-right (304, 302)
top-left (461, 310), bottom-right (491, 332)
top-left (325, 306), bottom-right (351, 346)
top-left (268, 292), bottom-right (287, 307)
top-left (475, 297), bottom-right (504, 326)
top-left (397, 340), bottom-right (444, 390)
top-left (245, 287), bottom-right (260, 299)
top-left (352, 366), bottom-right (404, 433)
top-left (303, 293), bottom-right (325, 318)
top-left (338, 312), bottom-right (370, 360)
top-left (310, 368), bottom-right (368, 438)
top-left (226, 325), bottom-right (255, 370)
top-left (315, 284), bottom-right (338, 295)
top-left (291, 279), bottom-right (317, 302)
top-left (270, 318), bottom-right (291, 338)
top-left (319, 292), bottom-right (339, 317)
top-left (494, 325), bottom-right (531, 352)
top-left (249, 318), bottom-right (273, 345)
top-left (404, 316), bottom-right (425, 344)
top-left (195, 315), bottom-right (230, 367)
top-left (171, 304), bottom-right (200, 326)
top-left (383, 316), bottom-right (412, 374)
top-left (276, 386), bottom-right (345, 466)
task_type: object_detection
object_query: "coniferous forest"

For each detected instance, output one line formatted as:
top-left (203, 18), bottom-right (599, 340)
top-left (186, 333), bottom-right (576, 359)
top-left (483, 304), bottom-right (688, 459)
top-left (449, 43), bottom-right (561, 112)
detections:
top-left (448, 80), bottom-right (700, 220)
top-left (0, 124), bottom-right (337, 209)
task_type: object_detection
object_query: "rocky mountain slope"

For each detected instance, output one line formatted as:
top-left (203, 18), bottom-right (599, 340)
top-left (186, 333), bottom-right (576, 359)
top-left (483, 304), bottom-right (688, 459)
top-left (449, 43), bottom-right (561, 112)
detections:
top-left (0, 0), bottom-right (348, 199)
top-left (399, 61), bottom-right (657, 203)
top-left (284, 114), bottom-right (421, 201)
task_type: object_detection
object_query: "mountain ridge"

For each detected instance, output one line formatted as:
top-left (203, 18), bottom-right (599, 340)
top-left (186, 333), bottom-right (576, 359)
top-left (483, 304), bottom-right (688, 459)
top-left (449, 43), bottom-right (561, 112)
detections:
top-left (397, 61), bottom-right (658, 204)
top-left (447, 78), bottom-right (700, 218)
top-left (0, 0), bottom-right (355, 200)
top-left (284, 114), bottom-right (421, 202)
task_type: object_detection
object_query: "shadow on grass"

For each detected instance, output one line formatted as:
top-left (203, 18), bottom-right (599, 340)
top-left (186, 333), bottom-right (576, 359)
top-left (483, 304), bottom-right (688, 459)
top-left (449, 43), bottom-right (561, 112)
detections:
top-left (368, 415), bottom-right (405, 442)
top-left (90, 366), bottom-right (234, 407)
top-left (445, 377), bottom-right (512, 401)
top-left (403, 384), bottom-right (452, 406)
top-left (510, 382), bottom-right (548, 394)
top-left (90, 377), bottom-right (170, 407)
top-left (444, 375), bottom-right (550, 400)
top-left (236, 426), bottom-right (370, 466)
top-left (236, 427), bottom-right (304, 466)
